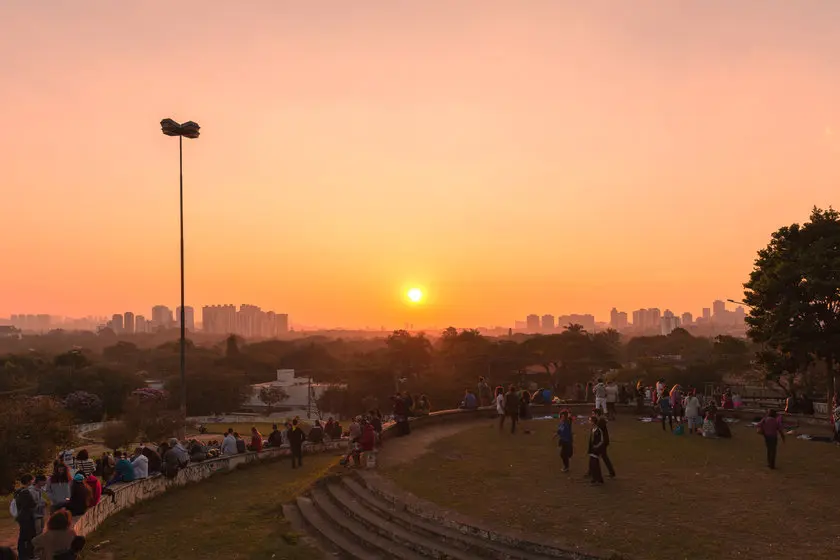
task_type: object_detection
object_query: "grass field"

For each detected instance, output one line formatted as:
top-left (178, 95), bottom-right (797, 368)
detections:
top-left (83, 453), bottom-right (337, 560)
top-left (384, 416), bottom-right (840, 560)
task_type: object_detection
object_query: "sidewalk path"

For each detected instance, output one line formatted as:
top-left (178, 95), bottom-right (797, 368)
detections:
top-left (377, 418), bottom-right (489, 468)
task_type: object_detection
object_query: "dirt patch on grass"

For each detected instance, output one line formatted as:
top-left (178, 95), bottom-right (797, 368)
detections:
top-left (377, 418), bottom-right (489, 467)
top-left (384, 417), bottom-right (840, 560)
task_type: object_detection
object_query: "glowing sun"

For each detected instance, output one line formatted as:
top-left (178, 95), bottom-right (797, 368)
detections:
top-left (407, 288), bottom-right (423, 303)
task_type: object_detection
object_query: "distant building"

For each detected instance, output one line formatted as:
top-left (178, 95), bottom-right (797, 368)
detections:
top-left (202, 304), bottom-right (289, 338)
top-left (203, 304), bottom-right (237, 334)
top-left (702, 307), bottom-right (711, 321)
top-left (124, 312), bottom-right (135, 334)
top-left (151, 305), bottom-right (173, 329)
top-left (557, 314), bottom-right (596, 332)
top-left (135, 315), bottom-right (147, 333)
top-left (661, 311), bottom-right (681, 335)
top-left (176, 306), bottom-right (195, 331)
top-left (712, 300), bottom-right (726, 320)
top-left (525, 314), bottom-right (540, 332)
top-left (610, 308), bottom-right (628, 329)
top-left (110, 313), bottom-right (124, 333)
top-left (540, 314), bottom-right (555, 333)
top-left (276, 313), bottom-right (289, 335)
top-left (243, 369), bottom-right (342, 419)
top-left (681, 312), bottom-right (693, 326)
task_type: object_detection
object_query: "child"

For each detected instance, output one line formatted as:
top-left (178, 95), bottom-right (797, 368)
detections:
top-left (702, 412), bottom-right (717, 438)
top-left (553, 411), bottom-right (573, 472)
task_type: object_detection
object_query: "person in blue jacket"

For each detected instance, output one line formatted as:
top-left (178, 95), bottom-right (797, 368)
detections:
top-left (554, 410), bottom-right (574, 472)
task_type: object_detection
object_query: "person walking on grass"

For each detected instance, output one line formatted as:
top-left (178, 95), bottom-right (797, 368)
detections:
top-left (757, 409), bottom-right (785, 469)
top-left (593, 409), bottom-right (616, 478)
top-left (587, 416), bottom-right (605, 485)
top-left (554, 410), bottom-right (573, 472)
top-left (684, 389), bottom-right (702, 435)
top-left (659, 391), bottom-right (674, 432)
top-left (503, 385), bottom-right (521, 434)
top-left (495, 386), bottom-right (506, 431)
top-left (593, 378), bottom-right (607, 414)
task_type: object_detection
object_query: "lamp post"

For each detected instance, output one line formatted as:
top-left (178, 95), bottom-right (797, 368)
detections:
top-left (160, 118), bottom-right (200, 435)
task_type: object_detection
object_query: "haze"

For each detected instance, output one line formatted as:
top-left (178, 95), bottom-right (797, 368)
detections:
top-left (2, 0), bottom-right (838, 329)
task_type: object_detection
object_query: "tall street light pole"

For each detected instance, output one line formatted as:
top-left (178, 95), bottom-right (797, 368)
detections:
top-left (161, 118), bottom-right (200, 435)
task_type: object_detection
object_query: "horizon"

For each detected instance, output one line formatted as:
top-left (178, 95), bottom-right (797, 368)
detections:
top-left (2, 1), bottom-right (839, 328)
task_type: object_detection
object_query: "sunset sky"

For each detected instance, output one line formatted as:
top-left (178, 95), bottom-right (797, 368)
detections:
top-left (2, 1), bottom-right (839, 329)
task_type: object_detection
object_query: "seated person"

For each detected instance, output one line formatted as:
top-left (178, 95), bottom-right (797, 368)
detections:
top-left (460, 390), bottom-right (478, 410)
top-left (308, 421), bottom-right (324, 444)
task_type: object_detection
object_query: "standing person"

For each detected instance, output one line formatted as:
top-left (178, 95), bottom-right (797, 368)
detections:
top-left (30, 476), bottom-right (47, 534)
top-left (13, 474), bottom-right (37, 560)
top-left (518, 387), bottom-right (531, 421)
top-left (287, 418), bottom-right (306, 469)
top-left (635, 381), bottom-right (646, 414)
top-left (74, 450), bottom-right (96, 478)
top-left (587, 416), bottom-right (605, 485)
top-left (757, 409), bottom-right (786, 469)
top-left (659, 392), bottom-right (674, 432)
top-left (554, 411), bottom-right (574, 472)
top-left (684, 390), bottom-right (702, 435)
top-left (593, 409), bottom-right (616, 478)
top-left (593, 378), bottom-right (607, 414)
top-left (670, 385), bottom-right (684, 422)
top-left (504, 385), bottom-right (520, 434)
top-left (655, 378), bottom-right (666, 405)
top-left (477, 377), bottom-right (491, 407)
top-left (494, 386), bottom-right (506, 431)
top-left (46, 461), bottom-right (72, 514)
top-left (605, 380), bottom-right (619, 420)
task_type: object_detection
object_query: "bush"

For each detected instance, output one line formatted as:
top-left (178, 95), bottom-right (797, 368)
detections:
top-left (101, 421), bottom-right (138, 452)
top-left (64, 390), bottom-right (104, 423)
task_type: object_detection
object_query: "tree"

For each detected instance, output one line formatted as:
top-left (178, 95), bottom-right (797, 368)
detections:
top-left (0, 396), bottom-right (74, 493)
top-left (258, 385), bottom-right (289, 415)
top-left (386, 330), bottom-right (432, 390)
top-left (165, 369), bottom-right (250, 415)
top-left (101, 421), bottom-right (138, 452)
top-left (123, 388), bottom-right (180, 442)
top-left (744, 207), bottom-right (840, 410)
top-left (63, 390), bottom-right (104, 423)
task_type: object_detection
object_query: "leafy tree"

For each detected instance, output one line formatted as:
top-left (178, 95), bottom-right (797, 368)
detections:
top-left (53, 349), bottom-right (92, 372)
top-left (165, 368), bottom-right (250, 416)
top-left (258, 385), bottom-right (289, 415)
top-left (386, 330), bottom-right (432, 386)
top-left (0, 396), bottom-right (74, 493)
top-left (123, 388), bottom-right (180, 442)
top-left (38, 365), bottom-right (143, 417)
top-left (102, 341), bottom-right (141, 365)
top-left (101, 421), bottom-right (138, 452)
top-left (744, 207), bottom-right (840, 407)
top-left (225, 334), bottom-right (241, 358)
top-left (63, 390), bottom-right (104, 423)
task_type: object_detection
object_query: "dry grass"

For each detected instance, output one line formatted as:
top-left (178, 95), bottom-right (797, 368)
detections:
top-left (385, 416), bottom-right (840, 560)
top-left (82, 453), bottom-right (337, 560)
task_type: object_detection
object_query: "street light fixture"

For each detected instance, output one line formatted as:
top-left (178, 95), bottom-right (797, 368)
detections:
top-left (160, 118), bottom-right (200, 434)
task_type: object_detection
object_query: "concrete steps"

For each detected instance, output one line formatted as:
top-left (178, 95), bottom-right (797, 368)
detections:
top-left (285, 471), bottom-right (597, 560)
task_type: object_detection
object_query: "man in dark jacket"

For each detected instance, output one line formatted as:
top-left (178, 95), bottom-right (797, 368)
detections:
top-left (503, 385), bottom-right (520, 434)
top-left (286, 419), bottom-right (306, 469)
top-left (14, 474), bottom-right (37, 560)
top-left (593, 409), bottom-right (616, 477)
top-left (268, 424), bottom-right (284, 447)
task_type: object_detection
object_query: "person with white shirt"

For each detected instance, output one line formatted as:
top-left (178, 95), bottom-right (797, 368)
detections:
top-left (495, 386), bottom-right (506, 431)
top-left (593, 379), bottom-right (607, 414)
top-left (131, 448), bottom-right (149, 479)
top-left (684, 390), bottom-right (702, 434)
top-left (221, 429), bottom-right (238, 456)
top-left (605, 381), bottom-right (619, 419)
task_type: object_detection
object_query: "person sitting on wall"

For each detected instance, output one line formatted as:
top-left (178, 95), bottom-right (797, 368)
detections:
top-left (249, 427), bottom-right (264, 452)
top-left (268, 424), bottom-right (284, 447)
top-left (105, 451), bottom-right (136, 488)
top-left (460, 389), bottom-right (478, 410)
top-left (234, 433), bottom-right (247, 454)
top-left (308, 420), bottom-right (324, 444)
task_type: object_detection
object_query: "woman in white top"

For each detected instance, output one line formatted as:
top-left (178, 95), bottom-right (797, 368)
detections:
top-left (495, 386), bottom-right (505, 430)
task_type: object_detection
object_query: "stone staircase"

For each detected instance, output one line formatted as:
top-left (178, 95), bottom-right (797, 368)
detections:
top-left (283, 470), bottom-right (598, 560)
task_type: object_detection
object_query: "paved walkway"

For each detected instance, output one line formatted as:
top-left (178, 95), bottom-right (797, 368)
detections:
top-left (377, 418), bottom-right (490, 468)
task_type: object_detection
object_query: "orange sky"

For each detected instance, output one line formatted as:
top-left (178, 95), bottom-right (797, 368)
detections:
top-left (2, 1), bottom-right (839, 329)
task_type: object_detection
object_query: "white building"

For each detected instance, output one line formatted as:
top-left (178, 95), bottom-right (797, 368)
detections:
top-left (244, 369), bottom-right (342, 420)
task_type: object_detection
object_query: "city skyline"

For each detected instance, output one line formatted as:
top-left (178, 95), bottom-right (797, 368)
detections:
top-left (3, 2), bottom-right (840, 328)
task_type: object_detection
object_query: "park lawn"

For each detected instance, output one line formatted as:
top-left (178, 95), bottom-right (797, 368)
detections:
top-left (385, 417), bottom-right (840, 560)
top-left (84, 453), bottom-right (337, 560)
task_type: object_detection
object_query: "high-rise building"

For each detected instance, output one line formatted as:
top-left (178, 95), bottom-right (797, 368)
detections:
top-left (557, 314), bottom-right (596, 332)
top-left (176, 306), bottom-right (195, 331)
top-left (661, 313), bottom-right (681, 335)
top-left (540, 314), bottom-right (555, 333)
top-left (151, 305), bottom-right (173, 329)
top-left (610, 308), bottom-right (628, 329)
top-left (526, 314), bottom-right (540, 332)
top-left (202, 305), bottom-right (237, 334)
top-left (632, 309), bottom-right (644, 328)
top-left (276, 313), bottom-right (289, 335)
top-left (702, 308), bottom-right (711, 321)
top-left (648, 308), bottom-right (661, 327)
top-left (124, 312), bottom-right (135, 334)
top-left (110, 313), bottom-right (124, 332)
top-left (681, 312), bottom-right (693, 326)
top-left (135, 315), bottom-right (147, 333)
top-left (712, 300), bottom-right (726, 320)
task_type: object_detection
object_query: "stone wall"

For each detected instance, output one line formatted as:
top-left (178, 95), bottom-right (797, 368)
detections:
top-left (73, 440), bottom-right (345, 536)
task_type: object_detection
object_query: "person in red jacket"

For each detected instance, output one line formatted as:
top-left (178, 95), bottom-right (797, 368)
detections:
top-left (250, 427), bottom-right (263, 453)
top-left (359, 421), bottom-right (376, 452)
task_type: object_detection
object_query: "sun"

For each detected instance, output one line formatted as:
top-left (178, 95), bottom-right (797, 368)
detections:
top-left (407, 288), bottom-right (423, 303)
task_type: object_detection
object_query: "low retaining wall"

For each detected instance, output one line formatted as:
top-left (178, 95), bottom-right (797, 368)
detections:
top-left (73, 440), bottom-right (345, 536)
